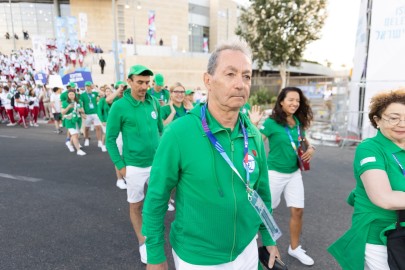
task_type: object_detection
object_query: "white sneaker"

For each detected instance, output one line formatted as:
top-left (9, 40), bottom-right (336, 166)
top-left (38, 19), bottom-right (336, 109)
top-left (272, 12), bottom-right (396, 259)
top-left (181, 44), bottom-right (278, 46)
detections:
top-left (98, 140), bottom-right (103, 148)
top-left (288, 245), bottom-right (314, 266)
top-left (65, 141), bottom-right (75, 152)
top-left (77, 149), bottom-right (86, 156)
top-left (29, 122), bottom-right (33, 126)
top-left (101, 145), bottom-right (107, 152)
top-left (139, 243), bottom-right (147, 264)
top-left (167, 203), bottom-right (175, 212)
top-left (84, 139), bottom-right (90, 146)
top-left (116, 179), bottom-right (127, 189)
top-left (6, 122), bottom-right (16, 126)
top-left (34, 123), bottom-right (39, 127)
top-left (169, 198), bottom-right (175, 204)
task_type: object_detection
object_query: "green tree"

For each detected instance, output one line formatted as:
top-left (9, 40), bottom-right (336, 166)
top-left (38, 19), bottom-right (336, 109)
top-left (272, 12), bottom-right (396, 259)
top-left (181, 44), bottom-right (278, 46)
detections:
top-left (236, 0), bottom-right (327, 90)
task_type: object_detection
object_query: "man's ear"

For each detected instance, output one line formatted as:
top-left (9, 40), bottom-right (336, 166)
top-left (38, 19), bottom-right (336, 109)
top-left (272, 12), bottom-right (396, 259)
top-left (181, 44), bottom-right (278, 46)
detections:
top-left (203, 72), bottom-right (210, 89)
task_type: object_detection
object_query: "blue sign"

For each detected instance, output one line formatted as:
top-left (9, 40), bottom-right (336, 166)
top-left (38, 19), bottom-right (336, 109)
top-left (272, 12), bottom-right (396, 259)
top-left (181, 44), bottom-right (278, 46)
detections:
top-left (34, 72), bottom-right (47, 84)
top-left (62, 71), bottom-right (93, 88)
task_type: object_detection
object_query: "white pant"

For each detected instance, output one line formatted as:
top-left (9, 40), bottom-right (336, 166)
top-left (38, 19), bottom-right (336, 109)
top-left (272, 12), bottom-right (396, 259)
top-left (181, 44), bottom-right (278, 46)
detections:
top-left (364, 243), bottom-right (389, 270)
top-left (268, 170), bottom-right (304, 209)
top-left (84, 114), bottom-right (101, 127)
top-left (172, 237), bottom-right (258, 270)
top-left (125, 166), bottom-right (150, 203)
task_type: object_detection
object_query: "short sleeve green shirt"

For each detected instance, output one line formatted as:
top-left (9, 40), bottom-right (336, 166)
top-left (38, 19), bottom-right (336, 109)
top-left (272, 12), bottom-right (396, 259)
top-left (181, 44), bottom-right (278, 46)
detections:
top-left (353, 130), bottom-right (405, 244)
top-left (260, 117), bottom-right (302, 173)
top-left (160, 104), bottom-right (187, 122)
top-left (80, 91), bottom-right (98, 114)
top-left (147, 88), bottom-right (170, 104)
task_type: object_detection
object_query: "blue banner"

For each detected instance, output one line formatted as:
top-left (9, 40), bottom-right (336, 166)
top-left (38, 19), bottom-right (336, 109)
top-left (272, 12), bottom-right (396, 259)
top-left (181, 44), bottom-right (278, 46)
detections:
top-left (34, 72), bottom-right (47, 84)
top-left (62, 71), bottom-right (93, 88)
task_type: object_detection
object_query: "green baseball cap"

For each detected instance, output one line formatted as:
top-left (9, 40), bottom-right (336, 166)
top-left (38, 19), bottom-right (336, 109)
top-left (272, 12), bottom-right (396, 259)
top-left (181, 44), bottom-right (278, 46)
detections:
top-left (127, 65), bottom-right (154, 78)
top-left (114, 80), bottom-right (128, 89)
top-left (185, 89), bottom-right (195, 95)
top-left (154, 73), bottom-right (164, 87)
top-left (68, 82), bottom-right (76, 88)
top-left (85, 81), bottom-right (93, 86)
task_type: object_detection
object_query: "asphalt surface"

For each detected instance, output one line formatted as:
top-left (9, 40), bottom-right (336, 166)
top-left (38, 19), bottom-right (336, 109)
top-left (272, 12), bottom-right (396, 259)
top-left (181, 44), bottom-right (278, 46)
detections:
top-left (0, 122), bottom-right (357, 270)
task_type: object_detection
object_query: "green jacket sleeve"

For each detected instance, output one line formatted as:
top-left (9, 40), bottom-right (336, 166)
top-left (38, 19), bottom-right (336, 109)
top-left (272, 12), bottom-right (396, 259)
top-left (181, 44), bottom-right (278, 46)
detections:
top-left (142, 125), bottom-right (180, 264)
top-left (252, 124), bottom-right (276, 246)
top-left (106, 102), bottom-right (125, 170)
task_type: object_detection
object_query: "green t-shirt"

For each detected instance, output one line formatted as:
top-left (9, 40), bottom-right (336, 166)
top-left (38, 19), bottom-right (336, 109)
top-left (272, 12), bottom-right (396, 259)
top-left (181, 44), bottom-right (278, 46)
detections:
top-left (97, 97), bottom-right (111, 123)
top-left (147, 88), bottom-right (170, 104)
top-left (240, 103), bottom-right (251, 115)
top-left (260, 117), bottom-right (303, 173)
top-left (160, 104), bottom-right (188, 122)
top-left (80, 91), bottom-right (99, 114)
top-left (353, 130), bottom-right (405, 244)
top-left (61, 100), bottom-right (83, 129)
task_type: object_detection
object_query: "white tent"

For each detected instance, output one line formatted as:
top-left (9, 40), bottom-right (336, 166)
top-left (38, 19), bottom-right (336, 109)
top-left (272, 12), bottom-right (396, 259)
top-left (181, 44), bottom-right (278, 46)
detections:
top-left (348, 0), bottom-right (405, 139)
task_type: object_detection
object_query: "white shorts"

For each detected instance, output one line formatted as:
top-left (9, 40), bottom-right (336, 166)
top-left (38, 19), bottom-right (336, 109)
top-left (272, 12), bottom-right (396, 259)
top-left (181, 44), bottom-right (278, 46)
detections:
top-left (101, 124), bottom-right (106, 134)
top-left (172, 237), bottom-right (258, 270)
top-left (117, 132), bottom-right (123, 155)
top-left (125, 166), bottom-right (151, 203)
top-left (364, 243), bottom-right (389, 270)
top-left (268, 170), bottom-right (304, 209)
top-left (68, 124), bottom-right (81, 135)
top-left (84, 114), bottom-right (101, 127)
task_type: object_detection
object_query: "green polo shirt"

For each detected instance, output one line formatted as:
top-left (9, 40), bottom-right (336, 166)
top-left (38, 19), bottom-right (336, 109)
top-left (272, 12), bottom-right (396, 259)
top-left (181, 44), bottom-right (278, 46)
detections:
top-left (160, 104), bottom-right (188, 122)
top-left (80, 91), bottom-right (98, 114)
top-left (353, 130), bottom-right (405, 244)
top-left (260, 117), bottom-right (303, 173)
top-left (147, 88), bottom-right (170, 104)
top-left (328, 130), bottom-right (404, 270)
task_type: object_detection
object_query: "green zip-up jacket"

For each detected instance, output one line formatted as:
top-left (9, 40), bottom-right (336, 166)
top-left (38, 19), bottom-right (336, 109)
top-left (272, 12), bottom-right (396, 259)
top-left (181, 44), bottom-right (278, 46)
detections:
top-left (106, 90), bottom-right (163, 170)
top-left (143, 104), bottom-right (276, 265)
top-left (97, 97), bottom-right (110, 123)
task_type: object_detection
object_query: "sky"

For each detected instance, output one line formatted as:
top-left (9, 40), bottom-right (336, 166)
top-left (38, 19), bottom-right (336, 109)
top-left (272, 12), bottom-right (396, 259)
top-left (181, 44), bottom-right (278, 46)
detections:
top-left (303, 0), bottom-right (361, 69)
top-left (234, 0), bottom-right (362, 70)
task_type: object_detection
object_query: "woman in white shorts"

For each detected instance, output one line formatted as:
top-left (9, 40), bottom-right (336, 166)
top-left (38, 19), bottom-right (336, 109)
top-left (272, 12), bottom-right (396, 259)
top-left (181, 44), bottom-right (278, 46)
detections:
top-left (259, 87), bottom-right (316, 266)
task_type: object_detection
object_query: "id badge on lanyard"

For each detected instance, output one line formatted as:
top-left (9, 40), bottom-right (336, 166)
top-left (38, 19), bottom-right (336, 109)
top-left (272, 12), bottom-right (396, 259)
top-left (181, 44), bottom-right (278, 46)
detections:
top-left (248, 189), bottom-right (282, 241)
top-left (201, 104), bottom-right (282, 241)
top-left (88, 93), bottom-right (94, 109)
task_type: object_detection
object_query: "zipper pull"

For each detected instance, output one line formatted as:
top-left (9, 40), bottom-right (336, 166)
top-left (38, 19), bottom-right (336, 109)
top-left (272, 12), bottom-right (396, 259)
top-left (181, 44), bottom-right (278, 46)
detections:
top-left (231, 141), bottom-right (234, 152)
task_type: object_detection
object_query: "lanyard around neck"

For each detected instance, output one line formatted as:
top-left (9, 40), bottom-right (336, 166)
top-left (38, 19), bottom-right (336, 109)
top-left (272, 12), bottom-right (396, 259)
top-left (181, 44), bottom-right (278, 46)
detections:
top-left (285, 124), bottom-right (301, 152)
top-left (201, 104), bottom-right (251, 191)
top-left (392, 153), bottom-right (405, 176)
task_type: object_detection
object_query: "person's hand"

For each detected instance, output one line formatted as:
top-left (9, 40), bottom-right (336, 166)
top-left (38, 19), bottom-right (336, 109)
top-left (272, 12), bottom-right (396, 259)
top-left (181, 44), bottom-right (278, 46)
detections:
top-left (301, 146), bottom-right (315, 162)
top-left (183, 99), bottom-right (193, 110)
top-left (266, 245), bottom-right (281, 269)
top-left (248, 105), bottom-right (264, 126)
top-left (119, 167), bottom-right (126, 178)
top-left (147, 261), bottom-right (168, 270)
top-left (169, 100), bottom-right (176, 114)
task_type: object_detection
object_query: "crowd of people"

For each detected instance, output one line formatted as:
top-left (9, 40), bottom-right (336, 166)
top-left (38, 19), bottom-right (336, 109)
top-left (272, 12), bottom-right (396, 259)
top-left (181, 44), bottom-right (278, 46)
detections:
top-left (1, 38), bottom-right (405, 270)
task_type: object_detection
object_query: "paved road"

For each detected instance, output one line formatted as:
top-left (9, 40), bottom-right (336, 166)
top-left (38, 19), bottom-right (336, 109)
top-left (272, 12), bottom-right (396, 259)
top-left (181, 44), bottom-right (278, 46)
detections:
top-left (0, 123), bottom-right (357, 270)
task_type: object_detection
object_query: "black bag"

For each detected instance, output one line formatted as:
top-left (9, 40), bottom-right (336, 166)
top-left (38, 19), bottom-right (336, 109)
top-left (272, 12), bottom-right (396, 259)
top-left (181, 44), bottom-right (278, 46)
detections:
top-left (385, 210), bottom-right (405, 270)
top-left (258, 246), bottom-right (288, 270)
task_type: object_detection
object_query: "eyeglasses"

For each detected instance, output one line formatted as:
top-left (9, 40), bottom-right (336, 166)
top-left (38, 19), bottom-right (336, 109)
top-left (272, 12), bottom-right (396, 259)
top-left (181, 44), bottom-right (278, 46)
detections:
top-left (381, 115), bottom-right (405, 126)
top-left (172, 91), bottom-right (185, 94)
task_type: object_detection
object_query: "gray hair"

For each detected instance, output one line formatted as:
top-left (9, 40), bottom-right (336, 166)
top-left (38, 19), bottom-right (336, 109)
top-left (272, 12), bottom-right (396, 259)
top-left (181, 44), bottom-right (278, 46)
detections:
top-left (207, 38), bottom-right (252, 75)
